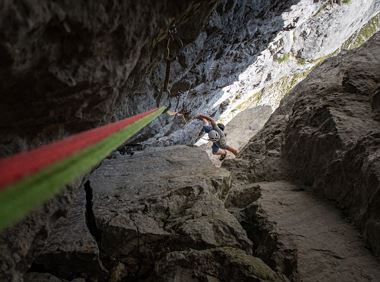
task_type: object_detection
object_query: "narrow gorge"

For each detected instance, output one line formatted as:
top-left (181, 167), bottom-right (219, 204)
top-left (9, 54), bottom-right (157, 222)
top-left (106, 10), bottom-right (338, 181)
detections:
top-left (0, 1), bottom-right (379, 281)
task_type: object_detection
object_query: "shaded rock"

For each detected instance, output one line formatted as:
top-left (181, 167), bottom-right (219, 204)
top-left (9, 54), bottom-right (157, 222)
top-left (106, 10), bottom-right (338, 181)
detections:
top-left (24, 272), bottom-right (86, 282)
top-left (109, 262), bottom-right (127, 282)
top-left (223, 32), bottom-right (380, 281)
top-left (372, 85), bottom-right (380, 113)
top-left (342, 64), bottom-right (380, 95)
top-left (0, 0), bottom-right (218, 156)
top-left (224, 106), bottom-right (273, 150)
top-left (88, 146), bottom-right (252, 280)
top-left (241, 181), bottom-right (380, 282)
top-left (32, 186), bottom-right (106, 280)
top-left (0, 181), bottom-right (81, 281)
top-left (283, 32), bottom-right (380, 255)
top-left (155, 247), bottom-right (288, 282)
top-left (225, 183), bottom-right (261, 209)
top-left (223, 109), bottom-right (291, 183)
top-left (24, 272), bottom-right (65, 282)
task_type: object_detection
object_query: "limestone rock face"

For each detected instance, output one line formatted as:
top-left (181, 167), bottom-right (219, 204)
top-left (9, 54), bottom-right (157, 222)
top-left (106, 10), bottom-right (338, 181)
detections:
top-left (156, 247), bottom-right (288, 282)
top-left (223, 32), bottom-right (380, 281)
top-left (0, 146), bottom-right (288, 281)
top-left (0, 181), bottom-right (82, 282)
top-left (0, 0), bottom-right (218, 156)
top-left (88, 146), bottom-right (254, 280)
top-left (6, 0), bottom-right (379, 155)
top-left (1, 2), bottom-right (380, 282)
top-left (149, 0), bottom-right (380, 148)
top-left (283, 32), bottom-right (380, 255)
top-left (32, 187), bottom-right (106, 280)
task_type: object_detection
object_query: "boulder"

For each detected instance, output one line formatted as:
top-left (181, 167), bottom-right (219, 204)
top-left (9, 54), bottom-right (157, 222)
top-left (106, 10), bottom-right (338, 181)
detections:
top-left (155, 247), bottom-right (289, 282)
top-left (88, 146), bottom-right (253, 279)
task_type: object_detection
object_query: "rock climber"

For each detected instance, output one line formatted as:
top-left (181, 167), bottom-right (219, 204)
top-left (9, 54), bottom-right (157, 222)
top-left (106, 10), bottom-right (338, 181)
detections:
top-left (195, 114), bottom-right (239, 161)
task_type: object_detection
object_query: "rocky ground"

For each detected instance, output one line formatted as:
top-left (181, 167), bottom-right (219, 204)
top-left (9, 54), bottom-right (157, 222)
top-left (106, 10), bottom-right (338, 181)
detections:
top-left (237, 181), bottom-right (380, 281)
top-left (1, 146), bottom-right (289, 281)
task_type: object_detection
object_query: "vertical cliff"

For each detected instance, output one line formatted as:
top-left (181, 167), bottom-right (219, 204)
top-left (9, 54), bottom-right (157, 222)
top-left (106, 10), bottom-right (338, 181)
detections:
top-left (224, 32), bottom-right (380, 281)
top-left (3, 1), bottom-right (379, 155)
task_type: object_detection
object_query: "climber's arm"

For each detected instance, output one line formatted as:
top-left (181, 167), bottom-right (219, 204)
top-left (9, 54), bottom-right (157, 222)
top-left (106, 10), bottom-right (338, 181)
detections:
top-left (195, 114), bottom-right (217, 127)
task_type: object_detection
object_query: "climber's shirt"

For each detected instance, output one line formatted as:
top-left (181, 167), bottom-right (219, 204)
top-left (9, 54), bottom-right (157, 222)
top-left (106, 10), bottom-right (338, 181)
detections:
top-left (203, 124), bottom-right (227, 149)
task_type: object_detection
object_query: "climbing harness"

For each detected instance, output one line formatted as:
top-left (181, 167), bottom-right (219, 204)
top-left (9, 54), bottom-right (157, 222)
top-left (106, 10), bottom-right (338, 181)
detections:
top-left (0, 107), bottom-right (165, 231)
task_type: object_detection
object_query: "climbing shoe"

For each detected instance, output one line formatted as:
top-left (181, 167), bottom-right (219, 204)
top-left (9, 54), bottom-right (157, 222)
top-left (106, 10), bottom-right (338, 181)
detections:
top-left (219, 153), bottom-right (227, 161)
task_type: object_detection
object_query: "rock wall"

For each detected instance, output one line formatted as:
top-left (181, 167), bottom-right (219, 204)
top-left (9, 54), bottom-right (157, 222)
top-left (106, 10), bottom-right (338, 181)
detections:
top-left (1, 1), bottom-right (380, 281)
top-left (283, 32), bottom-right (380, 256)
top-left (1, 1), bottom-right (379, 156)
top-left (0, 0), bottom-right (301, 157)
top-left (225, 32), bottom-right (380, 258)
top-left (178, 0), bottom-right (380, 148)
top-left (0, 0), bottom-right (218, 156)
top-left (0, 181), bottom-right (82, 281)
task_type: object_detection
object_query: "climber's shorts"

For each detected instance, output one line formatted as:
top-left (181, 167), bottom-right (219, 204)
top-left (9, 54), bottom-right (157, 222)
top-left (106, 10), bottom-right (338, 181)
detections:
top-left (212, 143), bottom-right (220, 154)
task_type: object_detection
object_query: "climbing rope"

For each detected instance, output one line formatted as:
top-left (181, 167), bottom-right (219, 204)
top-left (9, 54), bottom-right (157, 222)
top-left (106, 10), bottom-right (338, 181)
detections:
top-left (0, 107), bottom-right (165, 231)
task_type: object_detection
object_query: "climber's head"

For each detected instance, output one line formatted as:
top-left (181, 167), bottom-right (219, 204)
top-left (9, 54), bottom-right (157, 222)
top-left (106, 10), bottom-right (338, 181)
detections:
top-left (208, 130), bottom-right (220, 142)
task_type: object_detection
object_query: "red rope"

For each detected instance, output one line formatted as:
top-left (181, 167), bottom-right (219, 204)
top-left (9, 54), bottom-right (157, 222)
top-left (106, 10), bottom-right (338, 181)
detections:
top-left (0, 108), bottom-right (157, 190)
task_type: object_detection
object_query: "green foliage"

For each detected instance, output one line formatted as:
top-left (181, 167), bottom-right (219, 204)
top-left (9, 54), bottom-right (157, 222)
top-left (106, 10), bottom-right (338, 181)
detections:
top-left (297, 57), bottom-right (307, 65)
top-left (342, 0), bottom-right (351, 4)
top-left (342, 12), bottom-right (380, 50)
top-left (275, 53), bottom-right (290, 64)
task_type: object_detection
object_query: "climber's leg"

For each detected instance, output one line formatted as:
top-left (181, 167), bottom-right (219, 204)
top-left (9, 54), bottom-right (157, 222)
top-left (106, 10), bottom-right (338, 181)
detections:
top-left (224, 145), bottom-right (239, 156)
top-left (212, 143), bottom-right (227, 160)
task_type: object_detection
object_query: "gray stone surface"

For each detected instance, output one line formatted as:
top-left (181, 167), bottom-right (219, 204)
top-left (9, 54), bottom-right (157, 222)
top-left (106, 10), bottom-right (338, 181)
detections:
top-left (4, 1), bottom-right (379, 155)
top-left (88, 146), bottom-right (254, 280)
top-left (32, 187), bottom-right (106, 280)
top-left (0, 0), bottom-right (218, 156)
top-left (1, 2), bottom-right (380, 282)
top-left (156, 247), bottom-right (289, 282)
top-left (0, 181), bottom-right (81, 281)
top-left (283, 32), bottom-right (380, 255)
top-left (225, 106), bottom-right (273, 151)
top-left (24, 272), bottom-right (65, 282)
top-left (3, 146), bottom-right (289, 281)
top-left (145, 0), bottom-right (380, 148)
top-left (224, 31), bottom-right (380, 281)
top-left (242, 181), bottom-right (380, 282)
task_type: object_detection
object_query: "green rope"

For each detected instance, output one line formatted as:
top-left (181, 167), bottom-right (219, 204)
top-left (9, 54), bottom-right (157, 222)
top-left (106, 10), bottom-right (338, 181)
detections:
top-left (0, 107), bottom-right (165, 231)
